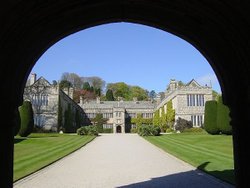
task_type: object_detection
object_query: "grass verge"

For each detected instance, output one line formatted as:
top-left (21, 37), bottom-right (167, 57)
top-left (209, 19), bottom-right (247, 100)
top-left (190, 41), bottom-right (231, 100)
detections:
top-left (144, 132), bottom-right (235, 185)
top-left (14, 133), bottom-right (96, 182)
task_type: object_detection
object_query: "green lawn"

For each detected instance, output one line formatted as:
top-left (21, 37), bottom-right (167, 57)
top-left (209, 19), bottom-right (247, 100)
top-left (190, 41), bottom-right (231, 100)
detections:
top-left (144, 132), bottom-right (235, 185)
top-left (14, 133), bottom-right (96, 182)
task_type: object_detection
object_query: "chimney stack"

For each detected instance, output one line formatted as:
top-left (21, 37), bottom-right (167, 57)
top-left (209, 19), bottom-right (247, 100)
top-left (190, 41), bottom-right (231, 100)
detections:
top-left (30, 73), bottom-right (37, 85)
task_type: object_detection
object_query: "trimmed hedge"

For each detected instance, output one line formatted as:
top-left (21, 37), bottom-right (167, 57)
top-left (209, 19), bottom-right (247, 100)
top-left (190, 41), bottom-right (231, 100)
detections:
top-left (217, 96), bottom-right (232, 135)
top-left (204, 100), bottom-right (220, 135)
top-left (18, 100), bottom-right (34, 137)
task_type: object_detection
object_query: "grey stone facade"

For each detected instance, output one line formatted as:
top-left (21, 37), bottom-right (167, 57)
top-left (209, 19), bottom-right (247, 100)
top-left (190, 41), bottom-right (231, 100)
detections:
top-left (24, 74), bottom-right (212, 132)
top-left (79, 97), bottom-right (156, 133)
top-left (156, 79), bottom-right (213, 127)
top-left (23, 74), bottom-right (85, 132)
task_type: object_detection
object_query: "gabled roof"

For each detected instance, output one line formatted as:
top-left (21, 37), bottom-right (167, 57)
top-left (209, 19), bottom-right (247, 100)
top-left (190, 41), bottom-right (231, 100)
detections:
top-left (31, 76), bottom-right (51, 87)
top-left (186, 79), bottom-right (201, 87)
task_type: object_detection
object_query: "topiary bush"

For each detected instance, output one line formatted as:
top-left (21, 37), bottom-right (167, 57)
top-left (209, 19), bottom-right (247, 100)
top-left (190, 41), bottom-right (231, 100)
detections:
top-left (175, 117), bottom-right (192, 132)
top-left (217, 96), bottom-right (232, 135)
top-left (18, 100), bottom-right (34, 137)
top-left (204, 100), bottom-right (220, 135)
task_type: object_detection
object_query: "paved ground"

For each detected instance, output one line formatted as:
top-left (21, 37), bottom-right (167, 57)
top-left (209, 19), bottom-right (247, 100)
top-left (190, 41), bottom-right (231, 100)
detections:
top-left (14, 134), bottom-right (234, 188)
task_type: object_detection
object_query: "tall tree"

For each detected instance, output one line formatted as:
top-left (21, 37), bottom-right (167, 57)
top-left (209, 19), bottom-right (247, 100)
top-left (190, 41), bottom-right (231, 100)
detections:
top-left (106, 89), bottom-right (115, 101)
top-left (107, 82), bottom-right (130, 100)
top-left (130, 86), bottom-right (148, 101)
top-left (59, 80), bottom-right (72, 89)
top-left (153, 109), bottom-right (161, 126)
top-left (82, 82), bottom-right (91, 90)
top-left (204, 100), bottom-right (220, 134)
top-left (91, 113), bottom-right (107, 133)
top-left (149, 90), bottom-right (156, 99)
top-left (61, 72), bottom-right (83, 89)
top-left (217, 96), bottom-right (232, 135)
top-left (18, 101), bottom-right (34, 137)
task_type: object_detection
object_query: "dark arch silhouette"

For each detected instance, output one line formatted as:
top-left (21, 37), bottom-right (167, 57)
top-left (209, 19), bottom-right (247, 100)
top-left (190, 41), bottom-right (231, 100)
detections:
top-left (0, 1), bottom-right (250, 187)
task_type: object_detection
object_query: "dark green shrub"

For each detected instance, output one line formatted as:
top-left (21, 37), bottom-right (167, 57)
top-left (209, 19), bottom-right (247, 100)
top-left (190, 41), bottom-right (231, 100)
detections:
top-left (175, 117), bottom-right (192, 132)
top-left (217, 96), bottom-right (232, 135)
top-left (18, 100), bottom-right (34, 137)
top-left (204, 100), bottom-right (220, 134)
top-left (138, 125), bottom-right (161, 136)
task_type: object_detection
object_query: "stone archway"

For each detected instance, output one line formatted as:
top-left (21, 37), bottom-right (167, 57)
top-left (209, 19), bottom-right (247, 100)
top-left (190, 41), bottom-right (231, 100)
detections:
top-left (116, 125), bottom-right (122, 133)
top-left (0, 1), bottom-right (250, 187)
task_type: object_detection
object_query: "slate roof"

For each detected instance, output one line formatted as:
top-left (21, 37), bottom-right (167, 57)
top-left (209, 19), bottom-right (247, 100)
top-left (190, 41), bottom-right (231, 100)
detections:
top-left (82, 100), bottom-right (156, 109)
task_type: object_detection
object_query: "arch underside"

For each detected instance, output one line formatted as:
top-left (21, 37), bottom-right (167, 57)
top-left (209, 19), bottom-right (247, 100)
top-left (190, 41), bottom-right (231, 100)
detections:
top-left (0, 1), bottom-right (250, 187)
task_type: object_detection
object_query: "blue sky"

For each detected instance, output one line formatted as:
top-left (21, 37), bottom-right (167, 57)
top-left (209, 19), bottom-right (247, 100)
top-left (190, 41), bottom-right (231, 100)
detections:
top-left (32, 22), bottom-right (221, 93)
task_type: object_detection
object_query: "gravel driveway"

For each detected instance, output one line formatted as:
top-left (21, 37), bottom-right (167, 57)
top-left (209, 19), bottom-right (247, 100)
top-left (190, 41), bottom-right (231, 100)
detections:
top-left (14, 134), bottom-right (234, 188)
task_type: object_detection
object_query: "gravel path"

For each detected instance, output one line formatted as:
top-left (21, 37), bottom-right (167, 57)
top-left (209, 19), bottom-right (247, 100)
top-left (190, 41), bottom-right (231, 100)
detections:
top-left (14, 134), bottom-right (234, 188)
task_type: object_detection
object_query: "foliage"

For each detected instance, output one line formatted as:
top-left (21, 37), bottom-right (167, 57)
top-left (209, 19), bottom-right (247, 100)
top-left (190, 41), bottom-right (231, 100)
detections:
top-left (107, 82), bottom-right (130, 100)
top-left (131, 114), bottom-right (152, 128)
top-left (106, 89), bottom-right (115, 101)
top-left (77, 126), bottom-right (98, 136)
top-left (182, 127), bottom-right (204, 133)
top-left (59, 79), bottom-right (72, 89)
top-left (130, 128), bottom-right (137, 133)
top-left (217, 96), bottom-right (232, 135)
top-left (130, 86), bottom-right (149, 101)
top-left (91, 113), bottom-right (107, 133)
top-left (107, 82), bottom-right (149, 101)
top-left (137, 125), bottom-right (161, 136)
top-left (18, 101), bottom-right (34, 137)
top-left (131, 113), bottom-right (143, 127)
top-left (61, 72), bottom-right (82, 89)
top-left (175, 117), bottom-right (193, 132)
top-left (64, 104), bottom-right (75, 133)
top-left (166, 128), bottom-right (174, 133)
top-left (82, 82), bottom-right (91, 90)
top-left (149, 90), bottom-right (156, 99)
top-left (57, 96), bottom-right (62, 132)
top-left (153, 110), bottom-right (161, 126)
top-left (204, 100), bottom-right (220, 134)
top-left (166, 100), bottom-right (175, 129)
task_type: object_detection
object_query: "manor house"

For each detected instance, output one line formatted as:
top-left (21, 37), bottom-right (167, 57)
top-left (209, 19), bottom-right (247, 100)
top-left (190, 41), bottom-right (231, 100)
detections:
top-left (156, 79), bottom-right (213, 127)
top-left (23, 73), bottom-right (213, 133)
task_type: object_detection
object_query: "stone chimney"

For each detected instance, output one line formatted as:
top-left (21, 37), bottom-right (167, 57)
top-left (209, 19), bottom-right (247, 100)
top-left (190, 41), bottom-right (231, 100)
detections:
top-left (80, 96), bottom-right (83, 104)
top-left (96, 96), bottom-right (100, 104)
top-left (69, 87), bottom-right (74, 99)
top-left (30, 73), bottom-right (37, 85)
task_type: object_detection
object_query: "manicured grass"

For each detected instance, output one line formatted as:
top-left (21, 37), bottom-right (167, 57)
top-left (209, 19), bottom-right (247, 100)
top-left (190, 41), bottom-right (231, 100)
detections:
top-left (14, 133), bottom-right (96, 182)
top-left (144, 132), bottom-right (235, 185)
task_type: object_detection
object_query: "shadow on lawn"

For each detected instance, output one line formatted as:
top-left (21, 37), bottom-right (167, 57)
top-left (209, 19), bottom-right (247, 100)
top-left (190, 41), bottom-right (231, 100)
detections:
top-left (14, 138), bottom-right (26, 144)
top-left (118, 162), bottom-right (235, 188)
